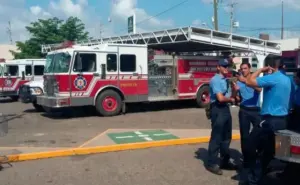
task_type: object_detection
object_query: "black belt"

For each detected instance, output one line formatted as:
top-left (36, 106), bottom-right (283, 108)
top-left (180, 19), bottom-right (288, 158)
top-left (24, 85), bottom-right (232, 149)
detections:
top-left (210, 102), bottom-right (229, 107)
top-left (240, 105), bottom-right (260, 111)
top-left (261, 114), bottom-right (287, 119)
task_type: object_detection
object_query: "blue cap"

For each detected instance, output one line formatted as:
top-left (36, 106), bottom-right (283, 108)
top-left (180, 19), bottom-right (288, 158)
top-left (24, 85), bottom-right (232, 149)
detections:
top-left (218, 59), bottom-right (229, 67)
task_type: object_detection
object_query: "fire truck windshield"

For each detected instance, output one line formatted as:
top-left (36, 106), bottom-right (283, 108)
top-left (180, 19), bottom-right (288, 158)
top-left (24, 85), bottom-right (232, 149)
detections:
top-left (44, 52), bottom-right (71, 73)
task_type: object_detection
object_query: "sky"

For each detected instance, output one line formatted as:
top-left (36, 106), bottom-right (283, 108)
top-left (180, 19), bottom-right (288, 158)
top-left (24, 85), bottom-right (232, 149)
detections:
top-left (0, 0), bottom-right (300, 44)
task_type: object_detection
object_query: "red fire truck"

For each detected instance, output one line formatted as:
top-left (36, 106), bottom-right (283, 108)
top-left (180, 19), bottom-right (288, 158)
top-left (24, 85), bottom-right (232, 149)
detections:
top-left (36, 26), bottom-right (281, 116)
top-left (0, 58), bottom-right (46, 101)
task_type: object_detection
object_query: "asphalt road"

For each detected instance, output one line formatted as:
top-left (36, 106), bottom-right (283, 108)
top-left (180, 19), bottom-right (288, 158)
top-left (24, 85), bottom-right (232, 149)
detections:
top-left (0, 98), bottom-right (239, 148)
top-left (0, 141), bottom-right (287, 185)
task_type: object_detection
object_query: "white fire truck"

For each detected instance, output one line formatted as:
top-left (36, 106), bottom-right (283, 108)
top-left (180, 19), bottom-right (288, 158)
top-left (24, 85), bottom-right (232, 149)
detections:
top-left (36, 26), bottom-right (281, 116)
top-left (0, 58), bottom-right (46, 101)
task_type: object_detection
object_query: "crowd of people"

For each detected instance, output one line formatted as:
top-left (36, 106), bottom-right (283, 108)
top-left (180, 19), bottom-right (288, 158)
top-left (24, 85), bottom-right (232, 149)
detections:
top-left (205, 56), bottom-right (300, 185)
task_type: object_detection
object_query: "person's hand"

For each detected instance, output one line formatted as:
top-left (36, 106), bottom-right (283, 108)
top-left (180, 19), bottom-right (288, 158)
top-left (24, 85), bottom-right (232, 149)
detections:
top-left (230, 97), bottom-right (236, 104)
top-left (260, 66), bottom-right (274, 73)
top-left (231, 82), bottom-right (239, 91)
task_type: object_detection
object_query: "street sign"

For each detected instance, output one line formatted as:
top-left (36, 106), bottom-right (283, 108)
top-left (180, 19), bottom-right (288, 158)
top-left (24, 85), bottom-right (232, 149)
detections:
top-left (107, 130), bottom-right (178, 144)
top-left (127, 15), bottom-right (135, 34)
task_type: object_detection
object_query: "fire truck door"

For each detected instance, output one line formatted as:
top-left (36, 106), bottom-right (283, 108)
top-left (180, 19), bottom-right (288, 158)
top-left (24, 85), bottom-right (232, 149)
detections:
top-left (102, 53), bottom-right (119, 86)
top-left (3, 64), bottom-right (20, 92)
top-left (70, 52), bottom-right (98, 100)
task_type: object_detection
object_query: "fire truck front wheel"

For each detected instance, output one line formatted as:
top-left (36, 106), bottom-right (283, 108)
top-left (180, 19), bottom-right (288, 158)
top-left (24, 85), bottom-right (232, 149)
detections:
top-left (95, 90), bottom-right (122, 117)
top-left (196, 85), bottom-right (210, 108)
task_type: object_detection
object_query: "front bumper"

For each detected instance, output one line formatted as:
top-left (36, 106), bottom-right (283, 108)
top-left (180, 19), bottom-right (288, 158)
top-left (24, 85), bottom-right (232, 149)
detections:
top-left (37, 96), bottom-right (70, 108)
top-left (0, 90), bottom-right (17, 97)
top-left (19, 85), bottom-right (38, 103)
top-left (275, 129), bottom-right (300, 164)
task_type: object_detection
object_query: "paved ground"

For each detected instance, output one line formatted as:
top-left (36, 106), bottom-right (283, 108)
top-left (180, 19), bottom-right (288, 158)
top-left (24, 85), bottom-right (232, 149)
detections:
top-left (0, 98), bottom-right (240, 148)
top-left (0, 141), bottom-right (288, 185)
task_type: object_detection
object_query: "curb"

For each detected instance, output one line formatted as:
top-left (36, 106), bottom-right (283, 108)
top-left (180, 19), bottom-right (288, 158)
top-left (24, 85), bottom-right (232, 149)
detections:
top-left (7, 134), bottom-right (240, 162)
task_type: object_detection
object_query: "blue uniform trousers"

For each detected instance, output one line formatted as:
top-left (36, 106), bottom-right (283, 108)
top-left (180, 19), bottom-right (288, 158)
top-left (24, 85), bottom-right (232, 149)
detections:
top-left (207, 102), bottom-right (232, 166)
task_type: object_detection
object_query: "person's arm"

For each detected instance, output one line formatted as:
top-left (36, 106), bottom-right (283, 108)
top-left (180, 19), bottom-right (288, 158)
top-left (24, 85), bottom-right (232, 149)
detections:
top-left (246, 67), bottom-right (275, 88)
top-left (211, 79), bottom-right (234, 103)
top-left (231, 81), bottom-right (241, 102)
top-left (238, 74), bottom-right (262, 92)
top-left (245, 69), bottom-right (263, 88)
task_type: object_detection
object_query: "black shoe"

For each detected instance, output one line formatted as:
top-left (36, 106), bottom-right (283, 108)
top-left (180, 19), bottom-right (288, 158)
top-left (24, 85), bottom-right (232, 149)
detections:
top-left (205, 165), bottom-right (223, 175)
top-left (220, 161), bottom-right (238, 170)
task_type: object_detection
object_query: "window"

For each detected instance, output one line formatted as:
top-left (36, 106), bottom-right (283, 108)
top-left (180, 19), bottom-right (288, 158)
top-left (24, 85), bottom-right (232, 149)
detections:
top-left (4, 65), bottom-right (18, 76)
top-left (25, 65), bottom-right (32, 76)
top-left (73, 53), bottom-right (96, 72)
top-left (34, 65), bottom-right (44, 76)
top-left (242, 58), bottom-right (249, 63)
top-left (120, 54), bottom-right (136, 72)
top-left (107, 54), bottom-right (117, 72)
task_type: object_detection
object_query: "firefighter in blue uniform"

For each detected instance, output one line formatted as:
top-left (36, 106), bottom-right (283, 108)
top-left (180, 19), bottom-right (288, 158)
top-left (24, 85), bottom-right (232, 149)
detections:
top-left (232, 62), bottom-right (261, 169)
top-left (205, 59), bottom-right (237, 175)
top-left (242, 57), bottom-right (291, 185)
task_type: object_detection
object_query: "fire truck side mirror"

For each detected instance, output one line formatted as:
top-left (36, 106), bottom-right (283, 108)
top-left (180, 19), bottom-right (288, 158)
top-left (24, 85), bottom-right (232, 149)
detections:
top-left (21, 71), bottom-right (25, 80)
top-left (101, 64), bottom-right (106, 79)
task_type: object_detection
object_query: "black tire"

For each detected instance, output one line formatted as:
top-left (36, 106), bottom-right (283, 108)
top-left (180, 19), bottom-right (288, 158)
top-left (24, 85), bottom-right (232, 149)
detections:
top-left (32, 101), bottom-right (45, 112)
top-left (10, 96), bottom-right (19, 101)
top-left (95, 90), bottom-right (122, 117)
top-left (196, 85), bottom-right (210, 108)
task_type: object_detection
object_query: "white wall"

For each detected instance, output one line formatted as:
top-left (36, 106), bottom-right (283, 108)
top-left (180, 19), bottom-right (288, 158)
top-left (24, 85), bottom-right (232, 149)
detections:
top-left (272, 38), bottom-right (300, 51)
top-left (0, 44), bottom-right (18, 60)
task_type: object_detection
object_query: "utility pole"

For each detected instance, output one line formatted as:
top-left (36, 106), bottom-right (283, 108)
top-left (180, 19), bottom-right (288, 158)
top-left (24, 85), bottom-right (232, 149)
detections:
top-left (213, 0), bottom-right (219, 30)
top-left (281, 0), bottom-right (284, 39)
top-left (100, 22), bottom-right (103, 39)
top-left (229, 0), bottom-right (238, 33)
top-left (6, 21), bottom-right (13, 44)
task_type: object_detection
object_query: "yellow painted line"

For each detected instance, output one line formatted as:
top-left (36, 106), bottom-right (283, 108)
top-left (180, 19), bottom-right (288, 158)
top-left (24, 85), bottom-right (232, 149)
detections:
top-left (78, 129), bottom-right (112, 148)
top-left (6, 134), bottom-right (240, 162)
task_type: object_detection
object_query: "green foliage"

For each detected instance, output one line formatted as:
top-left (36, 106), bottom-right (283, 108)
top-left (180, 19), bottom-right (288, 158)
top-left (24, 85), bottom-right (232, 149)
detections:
top-left (10, 17), bottom-right (89, 59)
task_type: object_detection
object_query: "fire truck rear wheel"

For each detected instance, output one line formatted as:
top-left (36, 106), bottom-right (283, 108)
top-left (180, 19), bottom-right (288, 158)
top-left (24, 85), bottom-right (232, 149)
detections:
top-left (96, 90), bottom-right (122, 117)
top-left (196, 86), bottom-right (210, 108)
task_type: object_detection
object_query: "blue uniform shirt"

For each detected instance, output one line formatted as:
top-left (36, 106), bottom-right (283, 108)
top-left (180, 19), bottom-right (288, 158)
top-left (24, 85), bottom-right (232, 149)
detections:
top-left (294, 87), bottom-right (300, 106)
top-left (237, 81), bottom-right (260, 107)
top-left (210, 74), bottom-right (230, 103)
top-left (280, 70), bottom-right (296, 109)
top-left (256, 71), bottom-right (291, 116)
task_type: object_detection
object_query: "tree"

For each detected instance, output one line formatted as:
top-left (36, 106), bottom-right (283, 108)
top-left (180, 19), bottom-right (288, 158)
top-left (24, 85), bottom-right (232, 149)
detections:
top-left (11, 17), bottom-right (89, 59)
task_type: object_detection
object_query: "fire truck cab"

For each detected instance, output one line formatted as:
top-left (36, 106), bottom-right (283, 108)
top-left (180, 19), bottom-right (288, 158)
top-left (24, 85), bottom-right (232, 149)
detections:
top-left (0, 59), bottom-right (46, 101)
top-left (37, 26), bottom-right (281, 117)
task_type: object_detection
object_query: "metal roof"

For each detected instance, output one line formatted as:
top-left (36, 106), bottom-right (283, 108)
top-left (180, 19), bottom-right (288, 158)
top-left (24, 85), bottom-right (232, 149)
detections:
top-left (42, 26), bottom-right (281, 55)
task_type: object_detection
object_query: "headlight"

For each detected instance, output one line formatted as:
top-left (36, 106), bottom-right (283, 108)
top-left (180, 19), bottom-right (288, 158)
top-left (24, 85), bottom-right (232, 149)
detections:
top-left (30, 87), bottom-right (43, 95)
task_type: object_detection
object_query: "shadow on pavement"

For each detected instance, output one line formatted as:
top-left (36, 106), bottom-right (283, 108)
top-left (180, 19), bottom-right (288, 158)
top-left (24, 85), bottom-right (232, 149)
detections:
top-left (195, 147), bottom-right (245, 182)
top-left (0, 98), bottom-right (14, 104)
top-left (37, 100), bottom-right (198, 120)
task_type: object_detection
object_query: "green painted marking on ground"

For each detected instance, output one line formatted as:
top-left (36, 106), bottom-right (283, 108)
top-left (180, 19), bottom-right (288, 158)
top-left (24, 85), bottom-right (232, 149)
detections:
top-left (107, 130), bottom-right (179, 144)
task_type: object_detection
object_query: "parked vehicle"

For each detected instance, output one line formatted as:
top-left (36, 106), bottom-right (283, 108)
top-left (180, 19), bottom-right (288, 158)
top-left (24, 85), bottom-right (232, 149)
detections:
top-left (0, 59), bottom-right (45, 101)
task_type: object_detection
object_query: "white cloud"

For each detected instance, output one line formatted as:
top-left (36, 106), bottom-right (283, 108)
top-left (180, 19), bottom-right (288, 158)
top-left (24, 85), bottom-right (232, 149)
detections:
top-left (0, 0), bottom-right (174, 45)
top-left (110, 0), bottom-right (174, 34)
